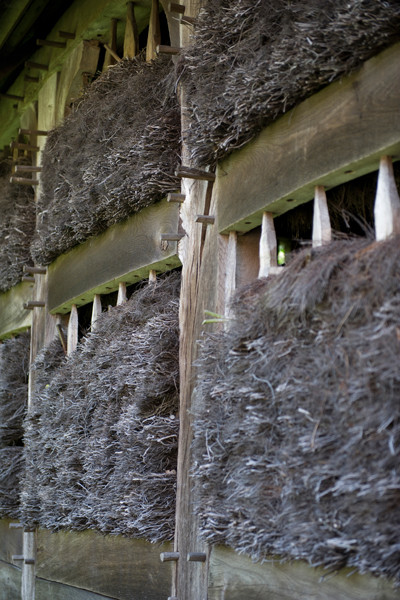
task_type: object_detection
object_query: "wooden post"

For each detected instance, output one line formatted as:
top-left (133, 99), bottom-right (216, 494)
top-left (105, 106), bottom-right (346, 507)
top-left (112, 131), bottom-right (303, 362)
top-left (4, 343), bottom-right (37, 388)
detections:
top-left (104, 18), bottom-right (118, 69)
top-left (117, 282), bottom-right (127, 305)
top-left (146, 0), bottom-right (161, 62)
top-left (91, 294), bottom-right (102, 331)
top-left (67, 305), bottom-right (78, 354)
top-left (225, 231), bottom-right (237, 321)
top-left (312, 185), bottom-right (332, 247)
top-left (149, 269), bottom-right (157, 283)
top-left (124, 1), bottom-right (139, 58)
top-left (374, 155), bottom-right (400, 241)
top-left (258, 212), bottom-right (277, 278)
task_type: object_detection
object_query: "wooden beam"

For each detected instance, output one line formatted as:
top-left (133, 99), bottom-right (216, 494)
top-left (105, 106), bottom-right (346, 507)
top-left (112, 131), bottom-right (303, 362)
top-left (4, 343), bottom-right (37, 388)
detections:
top-left (67, 305), bottom-right (78, 354)
top-left (103, 18), bottom-right (118, 69)
top-left (123, 1), bottom-right (139, 58)
top-left (374, 155), bottom-right (400, 241)
top-left (216, 42), bottom-right (400, 234)
top-left (146, 0), bottom-right (161, 62)
top-left (0, 282), bottom-right (32, 340)
top-left (258, 212), bottom-right (277, 278)
top-left (91, 294), bottom-right (102, 330)
top-left (312, 185), bottom-right (332, 247)
top-left (47, 199), bottom-right (181, 314)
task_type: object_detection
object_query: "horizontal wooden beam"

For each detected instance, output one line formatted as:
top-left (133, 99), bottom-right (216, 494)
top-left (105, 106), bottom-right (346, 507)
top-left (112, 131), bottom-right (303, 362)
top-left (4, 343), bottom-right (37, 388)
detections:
top-left (48, 199), bottom-right (181, 314)
top-left (0, 281), bottom-right (32, 340)
top-left (216, 42), bottom-right (400, 233)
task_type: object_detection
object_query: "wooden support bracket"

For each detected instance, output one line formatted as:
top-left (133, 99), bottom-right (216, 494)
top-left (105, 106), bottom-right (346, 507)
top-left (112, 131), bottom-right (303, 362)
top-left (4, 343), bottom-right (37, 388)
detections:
top-left (23, 265), bottom-right (47, 274)
top-left (175, 166), bottom-right (215, 182)
top-left (103, 43), bottom-right (122, 62)
top-left (196, 215), bottom-right (215, 225)
top-left (24, 559), bottom-right (35, 565)
top-left (167, 193), bottom-right (186, 203)
top-left (187, 553), bottom-right (207, 562)
top-left (37, 39), bottom-right (66, 48)
top-left (21, 276), bottom-right (35, 283)
top-left (156, 45), bottom-right (181, 55)
top-left (160, 552), bottom-right (180, 562)
top-left (24, 301), bottom-right (45, 310)
top-left (25, 61), bottom-right (48, 71)
top-left (0, 93), bottom-right (24, 101)
top-left (374, 155), bottom-right (400, 240)
top-left (169, 2), bottom-right (185, 13)
top-left (10, 176), bottom-right (39, 186)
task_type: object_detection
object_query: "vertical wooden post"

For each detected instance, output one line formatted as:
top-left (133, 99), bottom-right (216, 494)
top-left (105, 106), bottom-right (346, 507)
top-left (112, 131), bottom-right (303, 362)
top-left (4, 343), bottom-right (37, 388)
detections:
top-left (21, 531), bottom-right (35, 600)
top-left (104, 18), bottom-right (118, 69)
top-left (312, 185), bottom-right (332, 247)
top-left (67, 305), bottom-right (78, 354)
top-left (374, 155), bottom-right (400, 241)
top-left (124, 1), bottom-right (139, 58)
top-left (146, 0), bottom-right (161, 62)
top-left (117, 282), bottom-right (127, 305)
top-left (258, 212), bottom-right (277, 278)
top-left (224, 231), bottom-right (237, 322)
top-left (149, 269), bottom-right (157, 283)
top-left (91, 294), bottom-right (102, 331)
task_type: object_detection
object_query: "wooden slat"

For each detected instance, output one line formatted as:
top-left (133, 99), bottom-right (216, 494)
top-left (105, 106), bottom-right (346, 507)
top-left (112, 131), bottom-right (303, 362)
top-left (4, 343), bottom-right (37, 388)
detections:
top-left (67, 305), bottom-right (78, 354)
top-left (90, 294), bottom-right (102, 331)
top-left (216, 42), bottom-right (400, 234)
top-left (0, 282), bottom-right (32, 340)
top-left (374, 155), bottom-right (400, 241)
top-left (0, 559), bottom-right (21, 600)
top-left (123, 1), bottom-right (138, 58)
top-left (312, 185), bottom-right (331, 247)
top-left (47, 199), bottom-right (181, 314)
top-left (146, 0), bottom-right (161, 62)
top-left (258, 212), bottom-right (277, 277)
top-left (208, 546), bottom-right (400, 600)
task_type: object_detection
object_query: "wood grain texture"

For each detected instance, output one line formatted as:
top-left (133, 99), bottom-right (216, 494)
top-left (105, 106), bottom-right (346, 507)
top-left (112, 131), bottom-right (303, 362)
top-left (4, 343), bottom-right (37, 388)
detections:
top-left (36, 577), bottom-right (116, 600)
top-left (0, 560), bottom-right (21, 600)
top-left (208, 546), bottom-right (400, 600)
top-left (216, 42), bottom-right (400, 234)
top-left (0, 281), bottom-right (32, 340)
top-left (36, 529), bottom-right (172, 600)
top-left (47, 199), bottom-right (181, 314)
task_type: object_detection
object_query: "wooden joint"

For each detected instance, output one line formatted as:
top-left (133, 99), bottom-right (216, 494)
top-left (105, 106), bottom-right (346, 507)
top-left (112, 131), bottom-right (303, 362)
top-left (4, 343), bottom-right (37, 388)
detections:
top-left (10, 142), bottom-right (39, 151)
top-left (196, 215), bottom-right (215, 225)
top-left (161, 233), bottom-right (185, 241)
top-left (59, 31), bottom-right (76, 39)
top-left (156, 45), bottom-right (181, 55)
top-left (160, 552), bottom-right (180, 562)
top-left (10, 176), bottom-right (39, 186)
top-left (167, 193), bottom-right (185, 203)
top-left (15, 165), bottom-right (42, 173)
top-left (168, 2), bottom-right (185, 13)
top-left (25, 61), bottom-right (48, 71)
top-left (19, 128), bottom-right (48, 136)
top-left (175, 166), bottom-right (215, 182)
top-left (24, 558), bottom-right (35, 565)
top-left (21, 275), bottom-right (35, 283)
top-left (23, 265), bottom-right (47, 274)
top-left (0, 93), bottom-right (24, 101)
top-left (24, 301), bottom-right (45, 310)
top-left (187, 552), bottom-right (207, 562)
top-left (36, 39), bottom-right (66, 48)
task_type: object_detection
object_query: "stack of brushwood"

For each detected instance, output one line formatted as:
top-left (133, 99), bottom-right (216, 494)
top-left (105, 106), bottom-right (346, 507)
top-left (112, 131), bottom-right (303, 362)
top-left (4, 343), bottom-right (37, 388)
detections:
top-left (31, 54), bottom-right (181, 266)
top-left (21, 272), bottom-right (180, 541)
top-left (0, 159), bottom-right (35, 292)
top-left (182, 0), bottom-right (400, 165)
top-left (193, 237), bottom-right (400, 582)
top-left (0, 332), bottom-right (30, 518)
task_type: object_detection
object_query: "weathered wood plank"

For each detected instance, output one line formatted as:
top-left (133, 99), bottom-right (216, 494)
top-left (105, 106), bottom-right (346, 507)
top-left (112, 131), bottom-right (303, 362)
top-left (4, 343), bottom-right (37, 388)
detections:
top-left (208, 546), bottom-right (400, 600)
top-left (258, 212), bottom-right (277, 278)
top-left (36, 577), bottom-right (115, 600)
top-left (216, 42), bottom-right (400, 234)
top-left (47, 199), bottom-right (181, 314)
top-left (36, 529), bottom-right (172, 600)
top-left (374, 155), bottom-right (400, 241)
top-left (123, 2), bottom-right (138, 58)
top-left (0, 519), bottom-right (23, 564)
top-left (146, 0), bottom-right (161, 62)
top-left (0, 560), bottom-right (21, 600)
top-left (312, 185), bottom-right (331, 247)
top-left (0, 281), bottom-right (32, 340)
top-left (67, 305), bottom-right (78, 354)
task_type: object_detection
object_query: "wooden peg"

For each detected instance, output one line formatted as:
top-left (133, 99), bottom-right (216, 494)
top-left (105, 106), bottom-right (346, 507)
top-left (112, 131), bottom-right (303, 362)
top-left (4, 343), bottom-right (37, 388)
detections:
top-left (175, 166), bottom-right (215, 182)
top-left (22, 276), bottom-right (35, 283)
top-left (124, 1), bottom-right (139, 58)
top-left (59, 31), bottom-right (76, 39)
top-left (160, 552), bottom-right (180, 562)
top-left (312, 185), bottom-right (331, 247)
top-left (23, 265), bottom-right (46, 274)
top-left (196, 215), bottom-right (215, 225)
top-left (156, 45), bottom-right (181, 55)
top-left (149, 269), bottom-right (157, 284)
top-left (91, 294), bottom-right (102, 331)
top-left (169, 2), bottom-right (185, 13)
top-left (167, 193), bottom-right (185, 203)
top-left (146, 0), bottom-right (161, 62)
top-left (24, 559), bottom-right (35, 565)
top-left (104, 19), bottom-right (119, 68)
top-left (0, 93), bottom-right (24, 101)
top-left (23, 301), bottom-right (45, 309)
top-left (187, 553), bottom-right (207, 562)
top-left (180, 15), bottom-right (195, 25)
top-left (56, 323), bottom-right (67, 355)
top-left (24, 75), bottom-right (39, 83)
top-left (67, 305), bottom-right (78, 355)
top-left (117, 282), bottom-right (127, 305)
top-left (10, 177), bottom-right (39, 186)
top-left (12, 555), bottom-right (24, 561)
top-left (10, 142), bottom-right (39, 152)
top-left (36, 39), bottom-right (66, 48)
top-left (15, 165), bottom-right (42, 173)
top-left (374, 156), bottom-right (400, 241)
top-left (258, 212), bottom-right (277, 278)
top-left (25, 61), bottom-right (48, 71)
top-left (161, 233), bottom-right (185, 241)
top-left (19, 128), bottom-right (48, 136)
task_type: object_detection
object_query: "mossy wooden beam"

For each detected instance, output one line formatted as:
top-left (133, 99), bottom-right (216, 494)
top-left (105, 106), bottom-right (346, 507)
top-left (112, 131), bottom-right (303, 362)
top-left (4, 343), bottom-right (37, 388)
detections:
top-left (47, 199), bottom-right (182, 314)
top-left (0, 281), bottom-right (33, 340)
top-left (216, 42), bottom-right (400, 234)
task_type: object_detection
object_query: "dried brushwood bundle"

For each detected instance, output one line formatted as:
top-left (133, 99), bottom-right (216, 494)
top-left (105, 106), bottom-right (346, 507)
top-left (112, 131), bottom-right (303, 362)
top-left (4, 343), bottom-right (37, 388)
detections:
top-left (0, 447), bottom-right (24, 518)
top-left (194, 238), bottom-right (400, 581)
top-left (31, 55), bottom-right (181, 266)
top-left (0, 159), bottom-right (35, 292)
top-left (0, 331), bottom-right (30, 445)
top-left (182, 0), bottom-right (400, 166)
top-left (20, 272), bottom-right (180, 541)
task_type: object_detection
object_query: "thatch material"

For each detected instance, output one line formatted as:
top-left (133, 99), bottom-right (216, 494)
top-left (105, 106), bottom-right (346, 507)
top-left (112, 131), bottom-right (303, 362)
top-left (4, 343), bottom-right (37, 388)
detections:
top-left (181, 0), bottom-right (400, 166)
top-left (0, 159), bottom-right (35, 292)
top-left (31, 55), bottom-right (181, 266)
top-left (193, 238), bottom-right (400, 581)
top-left (21, 272), bottom-right (180, 541)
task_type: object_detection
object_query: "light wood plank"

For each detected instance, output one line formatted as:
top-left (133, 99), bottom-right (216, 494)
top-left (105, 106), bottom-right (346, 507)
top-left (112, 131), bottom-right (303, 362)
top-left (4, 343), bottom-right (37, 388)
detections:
top-left (67, 305), bottom-right (78, 354)
top-left (312, 185), bottom-right (331, 247)
top-left (123, 2), bottom-right (138, 58)
top-left (258, 212), bottom-right (277, 277)
top-left (374, 155), bottom-right (400, 240)
top-left (216, 42), bottom-right (400, 234)
top-left (146, 0), bottom-right (161, 62)
top-left (90, 294), bottom-right (102, 331)
top-left (208, 546), bottom-right (400, 600)
top-left (47, 199), bottom-right (181, 314)
top-left (0, 282), bottom-right (32, 340)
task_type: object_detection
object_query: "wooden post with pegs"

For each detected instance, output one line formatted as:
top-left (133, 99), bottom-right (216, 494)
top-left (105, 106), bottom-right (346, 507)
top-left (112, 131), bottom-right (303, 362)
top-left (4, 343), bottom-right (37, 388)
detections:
top-left (146, 0), bottom-right (161, 62)
top-left (312, 185), bottom-right (332, 247)
top-left (374, 156), bottom-right (400, 241)
top-left (258, 212), bottom-right (278, 278)
top-left (124, 1), bottom-right (139, 58)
